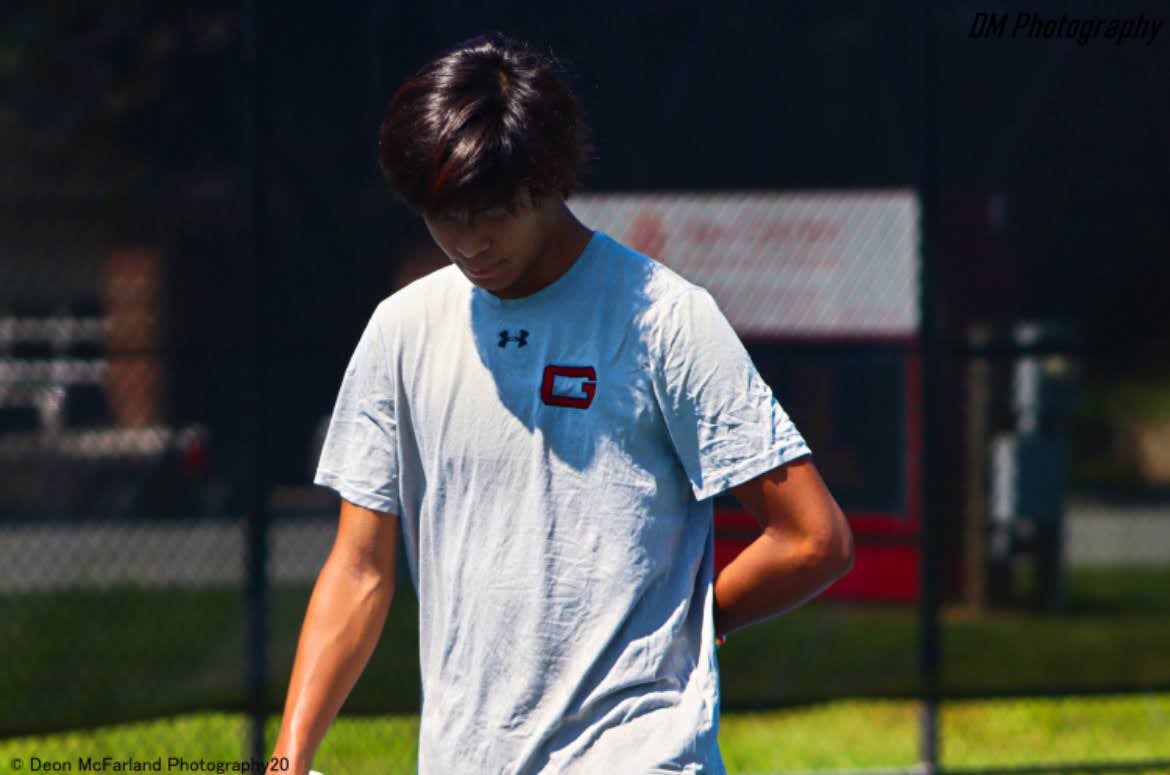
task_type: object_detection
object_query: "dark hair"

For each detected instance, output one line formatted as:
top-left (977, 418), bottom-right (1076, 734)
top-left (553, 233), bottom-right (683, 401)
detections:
top-left (377, 33), bottom-right (592, 218)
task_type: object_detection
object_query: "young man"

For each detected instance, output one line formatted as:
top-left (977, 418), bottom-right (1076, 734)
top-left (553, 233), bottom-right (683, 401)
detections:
top-left (270, 33), bottom-right (853, 774)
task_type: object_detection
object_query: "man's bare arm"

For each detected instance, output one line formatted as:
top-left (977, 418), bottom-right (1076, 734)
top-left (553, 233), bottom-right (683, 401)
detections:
top-left (268, 499), bottom-right (399, 774)
top-left (713, 456), bottom-right (854, 638)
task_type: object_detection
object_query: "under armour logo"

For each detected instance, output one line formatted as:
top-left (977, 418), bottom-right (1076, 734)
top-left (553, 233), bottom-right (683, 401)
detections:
top-left (498, 329), bottom-right (529, 348)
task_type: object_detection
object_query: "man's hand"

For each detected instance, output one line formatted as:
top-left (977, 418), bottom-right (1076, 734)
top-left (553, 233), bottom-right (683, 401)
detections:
top-left (713, 456), bottom-right (854, 637)
top-left (268, 499), bottom-right (399, 773)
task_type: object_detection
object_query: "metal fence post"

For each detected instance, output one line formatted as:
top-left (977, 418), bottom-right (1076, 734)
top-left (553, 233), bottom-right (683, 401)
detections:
top-left (243, 0), bottom-right (271, 762)
top-left (918, 1), bottom-right (941, 770)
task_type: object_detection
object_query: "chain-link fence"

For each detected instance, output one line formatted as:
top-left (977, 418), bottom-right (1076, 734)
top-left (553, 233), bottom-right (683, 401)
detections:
top-left (3, 2), bottom-right (1169, 774)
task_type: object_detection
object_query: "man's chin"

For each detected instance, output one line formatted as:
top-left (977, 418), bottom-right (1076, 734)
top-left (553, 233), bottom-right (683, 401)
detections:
top-left (469, 273), bottom-right (514, 293)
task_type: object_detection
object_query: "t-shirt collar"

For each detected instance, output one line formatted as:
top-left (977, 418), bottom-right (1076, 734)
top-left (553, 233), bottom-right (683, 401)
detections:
top-left (472, 230), bottom-right (605, 310)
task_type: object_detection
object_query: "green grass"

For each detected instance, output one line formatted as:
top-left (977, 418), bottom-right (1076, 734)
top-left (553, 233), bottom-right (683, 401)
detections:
top-left (0, 584), bottom-right (423, 734)
top-left (2, 695), bottom-right (1168, 773)
top-left (3, 566), bottom-right (1169, 772)
top-left (4, 567), bottom-right (1170, 735)
top-left (716, 564), bottom-right (1170, 705)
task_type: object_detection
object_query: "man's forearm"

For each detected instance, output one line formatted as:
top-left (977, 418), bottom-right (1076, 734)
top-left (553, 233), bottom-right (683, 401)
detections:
top-left (269, 557), bottom-right (394, 773)
top-left (712, 529), bottom-right (850, 638)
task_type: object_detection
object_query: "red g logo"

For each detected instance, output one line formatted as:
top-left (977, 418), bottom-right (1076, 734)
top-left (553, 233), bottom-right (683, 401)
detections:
top-left (541, 365), bottom-right (597, 409)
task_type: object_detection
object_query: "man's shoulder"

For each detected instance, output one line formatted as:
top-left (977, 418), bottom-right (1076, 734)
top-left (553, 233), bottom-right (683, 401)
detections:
top-left (370, 264), bottom-right (464, 321)
top-left (391, 262), bottom-right (464, 303)
top-left (593, 232), bottom-right (702, 317)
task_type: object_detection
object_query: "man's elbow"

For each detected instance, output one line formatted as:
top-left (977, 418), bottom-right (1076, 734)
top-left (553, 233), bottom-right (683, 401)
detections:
top-left (326, 546), bottom-right (397, 601)
top-left (835, 525), bottom-right (856, 577)
top-left (814, 506), bottom-right (855, 580)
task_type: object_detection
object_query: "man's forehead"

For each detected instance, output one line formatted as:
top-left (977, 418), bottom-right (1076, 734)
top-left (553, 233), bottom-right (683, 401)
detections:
top-left (432, 188), bottom-right (536, 221)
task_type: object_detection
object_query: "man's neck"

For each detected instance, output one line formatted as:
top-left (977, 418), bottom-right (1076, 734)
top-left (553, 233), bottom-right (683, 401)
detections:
top-left (513, 203), bottom-right (593, 297)
top-left (544, 202), bottom-right (594, 274)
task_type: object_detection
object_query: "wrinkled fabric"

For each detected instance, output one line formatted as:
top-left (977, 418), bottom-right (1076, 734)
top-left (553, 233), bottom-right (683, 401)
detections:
top-left (314, 231), bottom-right (810, 774)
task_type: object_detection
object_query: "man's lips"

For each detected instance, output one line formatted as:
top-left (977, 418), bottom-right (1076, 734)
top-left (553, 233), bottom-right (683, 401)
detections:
top-left (464, 259), bottom-right (504, 278)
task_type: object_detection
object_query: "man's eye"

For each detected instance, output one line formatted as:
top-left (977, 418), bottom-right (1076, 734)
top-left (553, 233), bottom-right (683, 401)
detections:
top-left (480, 207), bottom-right (509, 220)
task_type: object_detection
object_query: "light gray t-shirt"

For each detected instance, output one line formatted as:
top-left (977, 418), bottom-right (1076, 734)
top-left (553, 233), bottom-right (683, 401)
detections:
top-left (314, 231), bottom-right (810, 774)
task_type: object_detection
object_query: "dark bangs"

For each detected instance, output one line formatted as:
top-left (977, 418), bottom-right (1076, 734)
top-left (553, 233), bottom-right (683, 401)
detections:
top-left (377, 33), bottom-right (592, 218)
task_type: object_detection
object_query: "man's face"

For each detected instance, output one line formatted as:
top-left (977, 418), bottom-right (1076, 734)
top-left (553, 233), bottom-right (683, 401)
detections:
top-left (423, 190), bottom-right (558, 299)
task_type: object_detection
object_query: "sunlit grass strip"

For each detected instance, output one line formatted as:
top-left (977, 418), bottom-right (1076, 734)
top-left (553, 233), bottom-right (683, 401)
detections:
top-left (719, 699), bottom-right (918, 770)
top-left (1, 694), bottom-right (1168, 772)
top-left (941, 693), bottom-right (1170, 767)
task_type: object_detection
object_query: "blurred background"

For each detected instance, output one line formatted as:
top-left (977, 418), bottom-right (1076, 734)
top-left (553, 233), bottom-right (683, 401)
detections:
top-left (1, 1), bottom-right (1168, 772)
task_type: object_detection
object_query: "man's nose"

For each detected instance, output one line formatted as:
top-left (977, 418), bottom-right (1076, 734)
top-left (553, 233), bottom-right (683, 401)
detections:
top-left (455, 231), bottom-right (490, 260)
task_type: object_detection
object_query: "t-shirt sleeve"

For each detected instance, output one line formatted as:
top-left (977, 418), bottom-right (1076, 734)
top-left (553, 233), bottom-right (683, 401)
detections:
top-left (649, 287), bottom-right (811, 502)
top-left (313, 306), bottom-right (401, 515)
